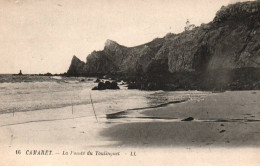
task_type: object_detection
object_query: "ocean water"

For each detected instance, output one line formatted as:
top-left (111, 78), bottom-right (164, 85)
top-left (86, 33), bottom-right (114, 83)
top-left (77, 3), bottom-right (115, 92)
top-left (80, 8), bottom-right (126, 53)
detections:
top-left (0, 75), bottom-right (211, 116)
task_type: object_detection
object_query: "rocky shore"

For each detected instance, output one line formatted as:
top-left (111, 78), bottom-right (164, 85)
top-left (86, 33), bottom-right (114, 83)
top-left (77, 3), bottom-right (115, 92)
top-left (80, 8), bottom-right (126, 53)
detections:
top-left (66, 1), bottom-right (260, 91)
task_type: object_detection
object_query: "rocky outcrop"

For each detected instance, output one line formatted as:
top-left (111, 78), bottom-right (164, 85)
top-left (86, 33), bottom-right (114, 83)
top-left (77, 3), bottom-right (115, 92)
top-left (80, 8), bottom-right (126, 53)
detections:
top-left (67, 56), bottom-right (87, 76)
top-left (214, 1), bottom-right (260, 23)
top-left (18, 70), bottom-right (22, 75)
top-left (92, 81), bottom-right (120, 90)
top-left (81, 38), bottom-right (165, 75)
top-left (157, 0), bottom-right (260, 73)
top-left (67, 1), bottom-right (260, 90)
top-left (67, 38), bottom-right (165, 76)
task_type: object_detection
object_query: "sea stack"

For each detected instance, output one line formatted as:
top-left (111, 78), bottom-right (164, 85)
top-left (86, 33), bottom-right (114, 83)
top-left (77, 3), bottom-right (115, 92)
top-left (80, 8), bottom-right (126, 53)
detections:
top-left (18, 70), bottom-right (23, 75)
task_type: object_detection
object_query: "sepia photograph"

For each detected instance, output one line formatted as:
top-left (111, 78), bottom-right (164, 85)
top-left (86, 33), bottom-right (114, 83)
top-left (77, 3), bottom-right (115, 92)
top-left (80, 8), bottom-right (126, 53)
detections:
top-left (0, 0), bottom-right (259, 165)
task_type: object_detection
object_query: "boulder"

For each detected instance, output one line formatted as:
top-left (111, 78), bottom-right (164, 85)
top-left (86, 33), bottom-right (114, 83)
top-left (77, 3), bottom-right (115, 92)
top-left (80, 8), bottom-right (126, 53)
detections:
top-left (98, 82), bottom-right (106, 90)
top-left (181, 117), bottom-right (194, 121)
top-left (92, 81), bottom-right (119, 90)
top-left (110, 81), bottom-right (120, 89)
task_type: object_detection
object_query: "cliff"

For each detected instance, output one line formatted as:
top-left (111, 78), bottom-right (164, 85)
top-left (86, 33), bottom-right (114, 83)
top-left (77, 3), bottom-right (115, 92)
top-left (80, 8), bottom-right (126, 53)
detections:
top-left (67, 1), bottom-right (260, 90)
top-left (150, 0), bottom-right (260, 73)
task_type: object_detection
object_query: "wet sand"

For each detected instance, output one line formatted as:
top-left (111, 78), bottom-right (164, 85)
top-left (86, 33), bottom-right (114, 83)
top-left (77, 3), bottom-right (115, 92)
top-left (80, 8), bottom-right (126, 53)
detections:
top-left (101, 91), bottom-right (260, 147)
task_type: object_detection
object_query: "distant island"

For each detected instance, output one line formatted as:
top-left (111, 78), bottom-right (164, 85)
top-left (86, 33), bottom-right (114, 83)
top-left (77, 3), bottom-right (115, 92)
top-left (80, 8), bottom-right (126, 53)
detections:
top-left (67, 1), bottom-right (260, 91)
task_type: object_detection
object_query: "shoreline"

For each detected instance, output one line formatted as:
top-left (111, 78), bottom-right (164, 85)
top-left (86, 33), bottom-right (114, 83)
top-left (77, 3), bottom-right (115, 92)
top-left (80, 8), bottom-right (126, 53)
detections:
top-left (100, 90), bottom-right (260, 147)
top-left (142, 90), bottom-right (260, 120)
top-left (0, 90), bottom-right (259, 149)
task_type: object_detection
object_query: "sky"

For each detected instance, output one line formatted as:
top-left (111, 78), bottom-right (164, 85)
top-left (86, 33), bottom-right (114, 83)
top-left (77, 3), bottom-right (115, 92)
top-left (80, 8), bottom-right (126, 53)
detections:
top-left (0, 0), bottom-right (250, 74)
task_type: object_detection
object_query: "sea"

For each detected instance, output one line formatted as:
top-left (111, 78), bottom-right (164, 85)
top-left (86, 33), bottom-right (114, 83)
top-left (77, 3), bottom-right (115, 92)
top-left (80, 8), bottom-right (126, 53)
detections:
top-left (0, 74), bottom-right (211, 117)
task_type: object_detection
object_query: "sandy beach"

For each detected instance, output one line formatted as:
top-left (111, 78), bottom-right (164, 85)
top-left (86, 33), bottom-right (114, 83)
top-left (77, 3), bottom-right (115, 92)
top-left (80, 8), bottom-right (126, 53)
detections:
top-left (101, 91), bottom-right (260, 147)
top-left (0, 90), bottom-right (260, 166)
top-left (0, 90), bottom-right (259, 148)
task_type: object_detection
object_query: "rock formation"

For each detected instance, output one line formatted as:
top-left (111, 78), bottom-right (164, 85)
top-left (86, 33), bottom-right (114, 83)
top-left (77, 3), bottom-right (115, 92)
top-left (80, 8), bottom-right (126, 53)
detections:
top-left (18, 70), bottom-right (22, 75)
top-left (67, 1), bottom-right (260, 90)
top-left (67, 55), bottom-right (87, 76)
top-left (92, 81), bottom-right (120, 90)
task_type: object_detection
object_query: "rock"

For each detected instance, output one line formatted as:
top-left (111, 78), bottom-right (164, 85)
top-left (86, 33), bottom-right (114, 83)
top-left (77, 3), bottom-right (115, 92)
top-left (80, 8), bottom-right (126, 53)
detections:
top-left (98, 82), bottom-right (106, 90)
top-left (92, 81), bottom-right (119, 90)
top-left (214, 1), bottom-right (260, 23)
top-left (67, 55), bottom-right (87, 76)
top-left (181, 117), bottom-right (194, 121)
top-left (94, 79), bottom-right (101, 83)
top-left (67, 37), bottom-right (165, 76)
top-left (92, 87), bottom-right (98, 90)
top-left (219, 130), bottom-right (226, 133)
top-left (105, 81), bottom-right (111, 87)
top-left (110, 81), bottom-right (120, 89)
top-left (18, 70), bottom-right (23, 75)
